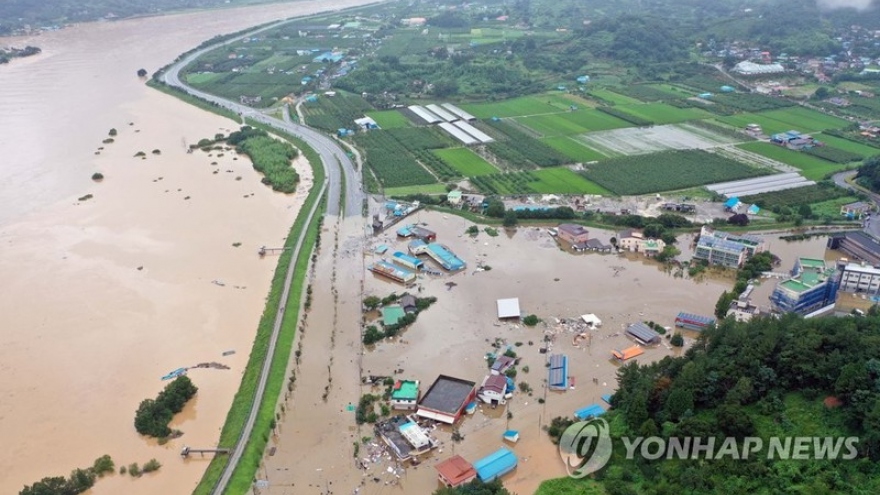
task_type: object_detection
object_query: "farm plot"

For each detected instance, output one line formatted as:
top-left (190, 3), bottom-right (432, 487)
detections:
top-left (757, 107), bottom-right (850, 132)
top-left (740, 184), bottom-right (853, 208)
top-left (460, 97), bottom-right (561, 119)
top-left (576, 124), bottom-right (742, 157)
top-left (737, 142), bottom-right (846, 180)
top-left (541, 137), bottom-right (607, 162)
top-left (588, 89), bottom-right (643, 105)
top-left (527, 167), bottom-right (610, 194)
top-left (815, 133), bottom-right (880, 157)
top-left (581, 150), bottom-right (770, 195)
top-left (516, 114), bottom-right (590, 136)
top-left (715, 114), bottom-right (792, 136)
top-left (366, 110), bottom-right (412, 129)
top-left (613, 103), bottom-right (712, 125)
top-left (433, 148), bottom-right (499, 176)
top-left (559, 110), bottom-right (632, 132)
top-left (353, 131), bottom-right (437, 188)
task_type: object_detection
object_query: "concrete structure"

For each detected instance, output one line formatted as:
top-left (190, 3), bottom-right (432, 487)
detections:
top-left (770, 258), bottom-right (839, 315)
top-left (771, 130), bottom-right (817, 150)
top-left (839, 261), bottom-right (880, 295)
top-left (674, 312), bottom-right (716, 331)
top-left (441, 103), bottom-right (477, 121)
top-left (390, 380), bottom-right (420, 410)
top-left (574, 404), bottom-right (606, 420)
top-left (392, 251), bottom-right (424, 271)
top-left (548, 354), bottom-right (569, 391)
top-left (435, 455), bottom-right (477, 488)
top-left (416, 375), bottom-right (477, 424)
top-left (693, 226), bottom-right (766, 268)
top-left (474, 448), bottom-right (518, 482)
top-left (828, 231), bottom-right (880, 265)
top-left (409, 240), bottom-right (466, 271)
top-left (573, 238), bottom-right (612, 253)
top-left (580, 314), bottom-right (602, 329)
top-left (733, 61), bottom-right (785, 75)
top-left (626, 322), bottom-right (661, 345)
top-left (375, 415), bottom-right (436, 461)
top-left (496, 298), bottom-right (521, 319)
top-left (490, 355), bottom-right (516, 375)
top-left (369, 261), bottom-right (416, 284)
top-left (557, 223), bottom-right (589, 244)
top-left (841, 201), bottom-right (873, 219)
top-left (617, 229), bottom-right (666, 255)
top-left (477, 374), bottom-right (509, 405)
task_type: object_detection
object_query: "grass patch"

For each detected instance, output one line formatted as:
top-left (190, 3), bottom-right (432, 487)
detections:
top-left (737, 142), bottom-right (847, 180)
top-left (815, 133), bottom-right (880, 157)
top-left (715, 114), bottom-right (792, 136)
top-left (527, 167), bottom-right (610, 194)
top-left (460, 96), bottom-right (561, 118)
top-left (582, 149), bottom-right (769, 195)
top-left (516, 113), bottom-right (590, 136)
top-left (588, 88), bottom-right (643, 105)
top-left (365, 110), bottom-right (411, 129)
top-left (757, 106), bottom-right (850, 132)
top-left (810, 196), bottom-right (862, 218)
top-left (433, 148), bottom-right (498, 176)
top-left (561, 110), bottom-right (632, 132)
top-left (614, 103), bottom-right (711, 124)
top-left (541, 136), bottom-right (607, 162)
top-left (384, 184), bottom-right (448, 196)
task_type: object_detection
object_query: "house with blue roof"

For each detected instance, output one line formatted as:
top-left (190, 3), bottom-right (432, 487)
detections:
top-left (724, 197), bottom-right (742, 212)
top-left (474, 448), bottom-right (517, 482)
top-left (574, 404), bottom-right (606, 420)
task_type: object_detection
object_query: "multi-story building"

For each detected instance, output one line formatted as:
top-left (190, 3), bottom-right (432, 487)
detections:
top-left (693, 226), bottom-right (766, 268)
top-left (617, 229), bottom-right (666, 256)
top-left (838, 261), bottom-right (880, 295)
top-left (828, 231), bottom-right (880, 266)
top-left (770, 258), bottom-right (839, 315)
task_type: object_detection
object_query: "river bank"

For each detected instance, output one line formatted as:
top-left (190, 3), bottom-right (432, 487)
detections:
top-left (0, 0), bottom-right (378, 493)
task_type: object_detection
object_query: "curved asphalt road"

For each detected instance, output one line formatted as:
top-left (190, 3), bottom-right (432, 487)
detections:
top-left (833, 170), bottom-right (880, 237)
top-left (156, 16), bottom-right (364, 495)
top-left (158, 19), bottom-right (364, 217)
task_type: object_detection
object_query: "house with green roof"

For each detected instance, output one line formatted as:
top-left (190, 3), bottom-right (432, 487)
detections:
top-left (391, 379), bottom-right (420, 410)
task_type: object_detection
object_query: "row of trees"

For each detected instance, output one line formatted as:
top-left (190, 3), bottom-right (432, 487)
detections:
top-left (20, 455), bottom-right (114, 495)
top-left (134, 375), bottom-right (198, 438)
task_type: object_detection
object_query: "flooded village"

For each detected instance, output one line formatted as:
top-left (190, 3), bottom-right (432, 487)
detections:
top-left (256, 189), bottom-right (863, 495)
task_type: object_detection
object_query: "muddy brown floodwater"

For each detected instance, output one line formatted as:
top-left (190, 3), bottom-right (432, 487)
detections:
top-left (263, 210), bottom-right (734, 495)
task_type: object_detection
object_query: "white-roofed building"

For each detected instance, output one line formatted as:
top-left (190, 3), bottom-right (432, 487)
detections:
top-left (496, 298), bottom-right (521, 319)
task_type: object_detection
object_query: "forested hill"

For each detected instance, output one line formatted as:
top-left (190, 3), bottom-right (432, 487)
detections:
top-left (0, 0), bottom-right (277, 35)
top-left (545, 312), bottom-right (880, 495)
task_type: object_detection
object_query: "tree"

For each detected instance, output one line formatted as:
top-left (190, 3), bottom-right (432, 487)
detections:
top-left (715, 290), bottom-right (735, 319)
top-left (728, 213), bottom-right (749, 226)
top-left (798, 204), bottom-right (813, 219)
top-left (108, 128), bottom-right (117, 137)
top-left (137, 68), bottom-right (148, 77)
top-left (91, 172), bottom-right (104, 181)
top-left (670, 333), bottom-right (684, 347)
top-left (485, 199), bottom-right (505, 218)
top-left (503, 210), bottom-right (518, 228)
top-left (363, 296), bottom-right (381, 310)
top-left (643, 223), bottom-right (665, 239)
top-left (813, 86), bottom-right (830, 100)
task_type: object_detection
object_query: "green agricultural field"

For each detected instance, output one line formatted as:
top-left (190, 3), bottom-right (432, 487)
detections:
top-left (527, 167), bottom-right (610, 194)
top-left (433, 148), bottom-right (498, 176)
top-left (516, 114), bottom-right (590, 136)
top-left (366, 110), bottom-right (411, 129)
top-left (758, 107), bottom-right (850, 132)
top-left (560, 109), bottom-right (632, 132)
top-left (582, 149), bottom-right (770, 195)
top-left (185, 72), bottom-right (222, 85)
top-left (461, 96), bottom-right (563, 119)
top-left (384, 184), bottom-right (448, 196)
top-left (715, 114), bottom-right (791, 136)
top-left (589, 88), bottom-right (643, 105)
top-left (814, 133), bottom-right (880, 158)
top-left (737, 142), bottom-right (846, 180)
top-left (541, 136), bottom-right (607, 162)
top-left (614, 103), bottom-right (711, 125)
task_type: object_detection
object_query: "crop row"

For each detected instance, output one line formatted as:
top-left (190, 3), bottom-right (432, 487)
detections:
top-left (614, 85), bottom-right (685, 103)
top-left (385, 127), bottom-right (452, 151)
top-left (470, 171), bottom-right (537, 195)
top-left (412, 149), bottom-right (459, 181)
top-left (739, 183), bottom-right (851, 208)
top-left (711, 93), bottom-right (795, 113)
top-left (302, 94), bottom-right (374, 133)
top-left (823, 128), bottom-right (880, 150)
top-left (596, 106), bottom-right (654, 126)
top-left (803, 145), bottom-right (863, 164)
top-left (484, 120), bottom-right (571, 167)
top-left (353, 131), bottom-right (437, 188)
top-left (581, 149), bottom-right (770, 195)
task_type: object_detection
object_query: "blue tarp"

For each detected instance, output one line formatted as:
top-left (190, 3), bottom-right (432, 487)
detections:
top-left (724, 197), bottom-right (740, 209)
top-left (574, 404), bottom-right (606, 420)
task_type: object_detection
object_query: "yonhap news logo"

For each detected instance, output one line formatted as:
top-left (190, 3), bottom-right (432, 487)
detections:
top-left (558, 419), bottom-right (859, 478)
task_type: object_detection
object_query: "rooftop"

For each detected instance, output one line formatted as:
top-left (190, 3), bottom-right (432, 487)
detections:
top-left (474, 448), bottom-right (517, 482)
top-left (391, 380), bottom-right (420, 401)
top-left (799, 258), bottom-right (826, 270)
top-left (382, 305), bottom-right (406, 326)
top-left (496, 298), bottom-right (521, 319)
top-left (843, 262), bottom-right (880, 275)
top-left (435, 455), bottom-right (476, 487)
top-left (419, 375), bottom-right (476, 415)
top-left (558, 223), bottom-right (588, 237)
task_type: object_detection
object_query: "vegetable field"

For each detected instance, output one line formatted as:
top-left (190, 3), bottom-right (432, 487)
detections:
top-left (803, 145), bottom-right (862, 164)
top-left (485, 120), bottom-right (570, 167)
top-left (581, 149), bottom-right (770, 195)
top-left (541, 137), bottom-right (607, 162)
top-left (614, 103), bottom-right (711, 125)
top-left (460, 97), bottom-right (561, 119)
top-left (366, 110), bottom-right (412, 129)
top-left (737, 142), bottom-right (846, 180)
top-left (353, 131), bottom-right (437, 187)
top-left (527, 167), bottom-right (610, 194)
top-left (433, 148), bottom-right (499, 176)
top-left (757, 107), bottom-right (849, 132)
top-left (302, 94), bottom-right (374, 133)
top-left (597, 106), bottom-right (653, 126)
top-left (588, 89), bottom-right (642, 105)
top-left (517, 109), bottom-right (630, 135)
top-left (815, 133), bottom-right (880, 157)
top-left (740, 184), bottom-right (852, 208)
